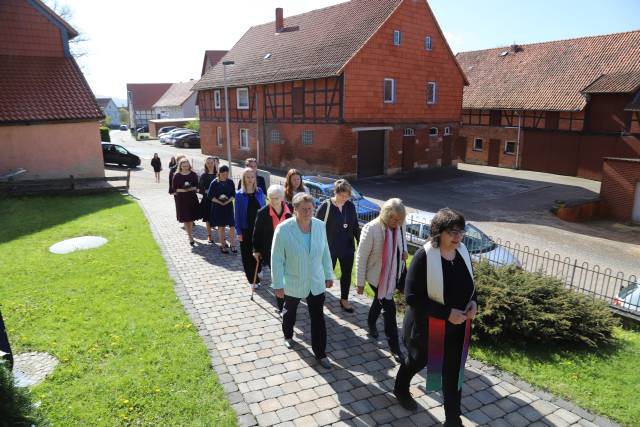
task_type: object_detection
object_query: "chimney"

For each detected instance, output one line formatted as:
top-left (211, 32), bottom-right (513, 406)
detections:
top-left (275, 8), bottom-right (284, 32)
top-left (510, 44), bottom-right (521, 53)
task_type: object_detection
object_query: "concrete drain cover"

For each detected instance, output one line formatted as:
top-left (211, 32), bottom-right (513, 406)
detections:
top-left (13, 352), bottom-right (59, 387)
top-left (49, 236), bottom-right (107, 254)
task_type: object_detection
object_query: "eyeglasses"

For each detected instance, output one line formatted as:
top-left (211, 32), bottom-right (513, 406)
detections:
top-left (447, 229), bottom-right (466, 238)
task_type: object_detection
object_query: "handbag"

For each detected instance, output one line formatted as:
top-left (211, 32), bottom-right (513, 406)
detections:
top-left (323, 200), bottom-right (331, 225)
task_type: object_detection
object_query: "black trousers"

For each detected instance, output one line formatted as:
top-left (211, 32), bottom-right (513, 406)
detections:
top-left (368, 285), bottom-right (400, 352)
top-left (395, 321), bottom-right (466, 422)
top-left (240, 228), bottom-right (261, 284)
top-left (282, 292), bottom-right (327, 359)
top-left (331, 253), bottom-right (354, 300)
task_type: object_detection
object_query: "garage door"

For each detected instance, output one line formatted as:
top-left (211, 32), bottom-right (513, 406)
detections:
top-left (357, 130), bottom-right (385, 178)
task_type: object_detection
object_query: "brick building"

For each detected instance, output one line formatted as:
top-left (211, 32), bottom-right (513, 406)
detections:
top-left (600, 158), bottom-right (640, 223)
top-left (193, 0), bottom-right (467, 178)
top-left (126, 83), bottom-right (172, 129)
top-left (0, 0), bottom-right (105, 180)
top-left (456, 31), bottom-right (640, 180)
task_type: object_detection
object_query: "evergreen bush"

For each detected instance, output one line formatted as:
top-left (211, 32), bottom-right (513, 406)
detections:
top-left (99, 126), bottom-right (110, 142)
top-left (473, 260), bottom-right (618, 348)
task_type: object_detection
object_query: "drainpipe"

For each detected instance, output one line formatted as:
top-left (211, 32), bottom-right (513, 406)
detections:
top-left (515, 111), bottom-right (522, 169)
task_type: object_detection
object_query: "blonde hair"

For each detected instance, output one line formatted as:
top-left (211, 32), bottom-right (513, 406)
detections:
top-left (177, 158), bottom-right (192, 173)
top-left (378, 198), bottom-right (406, 226)
top-left (292, 192), bottom-right (314, 210)
top-left (241, 167), bottom-right (257, 192)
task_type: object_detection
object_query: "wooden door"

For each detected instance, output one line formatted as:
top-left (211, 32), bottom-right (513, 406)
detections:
top-left (357, 130), bottom-right (385, 178)
top-left (442, 135), bottom-right (452, 166)
top-left (402, 135), bottom-right (415, 172)
top-left (488, 139), bottom-right (501, 167)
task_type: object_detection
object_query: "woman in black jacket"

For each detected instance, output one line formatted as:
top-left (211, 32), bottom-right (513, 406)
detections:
top-left (252, 184), bottom-right (292, 313)
top-left (315, 179), bottom-right (360, 313)
top-left (393, 208), bottom-right (477, 426)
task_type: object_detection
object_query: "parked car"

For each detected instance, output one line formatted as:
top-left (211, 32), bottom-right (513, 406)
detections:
top-left (135, 125), bottom-right (149, 133)
top-left (119, 124), bottom-right (128, 131)
top-left (405, 211), bottom-right (522, 267)
top-left (174, 132), bottom-right (200, 148)
top-left (166, 129), bottom-right (197, 145)
top-left (101, 142), bottom-right (141, 168)
top-left (160, 128), bottom-right (194, 144)
top-left (302, 175), bottom-right (381, 223)
top-left (614, 281), bottom-right (640, 313)
top-left (157, 126), bottom-right (177, 136)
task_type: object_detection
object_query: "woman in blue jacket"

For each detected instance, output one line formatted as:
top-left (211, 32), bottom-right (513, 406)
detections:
top-left (235, 168), bottom-right (266, 286)
top-left (271, 193), bottom-right (335, 369)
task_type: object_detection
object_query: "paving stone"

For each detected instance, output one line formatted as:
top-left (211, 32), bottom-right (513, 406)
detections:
top-left (529, 399), bottom-right (559, 416)
top-left (481, 403), bottom-right (506, 419)
top-left (488, 419), bottom-right (512, 427)
top-left (504, 411), bottom-right (531, 427)
top-left (544, 413), bottom-right (570, 427)
top-left (296, 401), bottom-right (320, 416)
top-left (466, 409), bottom-right (492, 425)
top-left (276, 406), bottom-right (300, 423)
top-left (553, 408), bottom-right (582, 425)
top-left (256, 411), bottom-right (280, 426)
top-left (518, 405), bottom-right (544, 422)
top-left (495, 397), bottom-right (521, 414)
top-left (314, 409), bottom-right (340, 426)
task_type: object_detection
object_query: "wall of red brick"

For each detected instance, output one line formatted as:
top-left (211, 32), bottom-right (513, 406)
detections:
top-left (600, 158), bottom-right (640, 222)
top-left (0, 0), bottom-right (65, 57)
top-left (578, 134), bottom-right (640, 180)
top-left (459, 125), bottom-right (519, 168)
top-left (586, 94), bottom-right (634, 133)
top-left (342, 0), bottom-right (464, 124)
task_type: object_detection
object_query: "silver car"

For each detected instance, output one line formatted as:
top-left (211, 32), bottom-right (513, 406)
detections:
top-left (614, 282), bottom-right (640, 313)
top-left (405, 211), bottom-right (521, 268)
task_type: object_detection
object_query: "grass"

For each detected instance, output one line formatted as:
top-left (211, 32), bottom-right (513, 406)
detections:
top-left (0, 194), bottom-right (235, 426)
top-left (336, 254), bottom-right (639, 426)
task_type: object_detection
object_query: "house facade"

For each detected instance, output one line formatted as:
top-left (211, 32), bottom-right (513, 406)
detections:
top-left (126, 83), bottom-right (172, 129)
top-left (152, 81), bottom-right (198, 120)
top-left (0, 0), bottom-right (104, 180)
top-left (193, 0), bottom-right (467, 178)
top-left (97, 97), bottom-right (120, 126)
top-left (456, 31), bottom-right (640, 181)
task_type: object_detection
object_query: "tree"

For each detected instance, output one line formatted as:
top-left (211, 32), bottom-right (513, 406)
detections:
top-left (118, 108), bottom-right (130, 126)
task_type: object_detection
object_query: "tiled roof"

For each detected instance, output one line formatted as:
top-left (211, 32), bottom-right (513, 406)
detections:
top-left (96, 97), bottom-right (112, 109)
top-left (193, 0), bottom-right (403, 90)
top-left (0, 55), bottom-right (103, 124)
top-left (126, 83), bottom-right (172, 111)
top-left (456, 30), bottom-right (640, 111)
top-left (153, 81), bottom-right (196, 108)
top-left (201, 50), bottom-right (228, 76)
top-left (582, 71), bottom-right (640, 94)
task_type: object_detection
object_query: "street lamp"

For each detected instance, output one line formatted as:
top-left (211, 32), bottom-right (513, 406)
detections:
top-left (222, 60), bottom-right (235, 177)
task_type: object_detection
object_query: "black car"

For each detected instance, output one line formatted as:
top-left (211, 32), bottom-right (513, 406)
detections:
top-left (101, 142), bottom-right (141, 168)
top-left (135, 125), bottom-right (149, 133)
top-left (174, 132), bottom-right (200, 148)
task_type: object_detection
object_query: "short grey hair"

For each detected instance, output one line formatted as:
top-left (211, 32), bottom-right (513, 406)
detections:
top-left (267, 184), bottom-right (285, 199)
top-left (379, 198), bottom-right (406, 226)
top-left (292, 192), bottom-right (315, 210)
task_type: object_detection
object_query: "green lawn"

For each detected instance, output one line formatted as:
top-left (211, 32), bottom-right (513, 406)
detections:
top-left (336, 254), bottom-right (639, 426)
top-left (0, 195), bottom-right (235, 426)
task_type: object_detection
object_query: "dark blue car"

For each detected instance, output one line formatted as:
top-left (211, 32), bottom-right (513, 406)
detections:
top-left (302, 176), bottom-right (381, 223)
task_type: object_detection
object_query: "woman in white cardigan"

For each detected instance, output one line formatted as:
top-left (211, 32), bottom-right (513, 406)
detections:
top-left (355, 198), bottom-right (408, 362)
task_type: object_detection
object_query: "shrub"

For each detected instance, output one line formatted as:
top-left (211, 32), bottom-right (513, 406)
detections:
top-left (473, 260), bottom-right (618, 348)
top-left (0, 363), bottom-right (46, 426)
top-left (99, 126), bottom-right (110, 142)
top-left (185, 120), bottom-right (200, 132)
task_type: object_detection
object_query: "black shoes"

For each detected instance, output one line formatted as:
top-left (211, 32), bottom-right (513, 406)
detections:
top-left (390, 347), bottom-right (405, 364)
top-left (444, 417), bottom-right (464, 427)
top-left (340, 300), bottom-right (354, 313)
top-left (368, 323), bottom-right (379, 339)
top-left (393, 388), bottom-right (418, 411)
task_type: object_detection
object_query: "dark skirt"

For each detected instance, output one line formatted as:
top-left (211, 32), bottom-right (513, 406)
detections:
top-left (210, 202), bottom-right (235, 227)
top-left (199, 196), bottom-right (212, 222)
top-left (175, 192), bottom-right (200, 223)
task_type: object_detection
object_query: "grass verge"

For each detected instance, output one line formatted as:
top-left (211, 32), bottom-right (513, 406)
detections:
top-left (0, 194), bottom-right (235, 426)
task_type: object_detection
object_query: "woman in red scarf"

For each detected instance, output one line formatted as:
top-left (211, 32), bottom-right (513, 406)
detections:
top-left (252, 184), bottom-right (292, 314)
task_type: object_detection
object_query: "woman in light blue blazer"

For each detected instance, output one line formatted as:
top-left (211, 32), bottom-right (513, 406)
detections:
top-left (271, 193), bottom-right (335, 369)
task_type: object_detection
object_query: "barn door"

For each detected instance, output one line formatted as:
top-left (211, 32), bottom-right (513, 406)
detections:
top-left (488, 139), bottom-right (501, 167)
top-left (402, 128), bottom-right (415, 172)
top-left (357, 130), bottom-right (385, 178)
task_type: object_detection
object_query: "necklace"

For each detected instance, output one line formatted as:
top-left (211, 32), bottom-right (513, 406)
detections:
top-left (441, 250), bottom-right (456, 266)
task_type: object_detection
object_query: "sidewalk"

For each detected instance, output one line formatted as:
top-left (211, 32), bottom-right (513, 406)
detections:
top-left (129, 167), bottom-right (618, 427)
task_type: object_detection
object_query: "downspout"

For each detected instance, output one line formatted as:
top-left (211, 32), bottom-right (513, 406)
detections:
top-left (515, 110), bottom-right (522, 169)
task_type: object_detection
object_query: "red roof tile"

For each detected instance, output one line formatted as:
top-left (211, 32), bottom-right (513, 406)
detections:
top-left (126, 83), bottom-right (173, 111)
top-left (201, 50), bottom-right (228, 76)
top-left (582, 71), bottom-right (640, 94)
top-left (0, 55), bottom-right (103, 123)
top-left (456, 30), bottom-right (640, 111)
top-left (153, 81), bottom-right (196, 108)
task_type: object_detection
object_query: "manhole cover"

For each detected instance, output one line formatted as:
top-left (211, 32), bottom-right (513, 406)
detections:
top-left (12, 352), bottom-right (59, 387)
top-left (49, 236), bottom-right (107, 254)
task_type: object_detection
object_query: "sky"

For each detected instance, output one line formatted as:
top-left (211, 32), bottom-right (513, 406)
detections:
top-left (50, 0), bottom-right (640, 106)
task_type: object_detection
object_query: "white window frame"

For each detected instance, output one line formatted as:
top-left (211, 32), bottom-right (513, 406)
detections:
top-left (214, 90), bottom-right (221, 110)
top-left (427, 81), bottom-right (437, 105)
top-left (302, 130), bottom-right (314, 145)
top-left (444, 126), bottom-right (451, 136)
top-left (270, 129), bottom-right (280, 144)
top-left (393, 30), bottom-right (402, 46)
top-left (504, 140), bottom-right (517, 155)
top-left (404, 128), bottom-right (415, 136)
top-left (473, 138), bottom-right (483, 151)
top-left (425, 36), bottom-right (432, 51)
top-left (216, 126), bottom-right (223, 146)
top-left (239, 128), bottom-right (249, 149)
top-left (384, 78), bottom-right (396, 104)
top-left (429, 127), bottom-right (438, 136)
top-left (236, 88), bottom-right (249, 110)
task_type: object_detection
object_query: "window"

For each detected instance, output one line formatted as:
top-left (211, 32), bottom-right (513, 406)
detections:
top-left (270, 129), bottom-right (280, 144)
top-left (302, 130), bottom-right (313, 145)
top-left (473, 138), bottom-right (483, 151)
top-left (425, 36), bottom-right (432, 51)
top-left (427, 81), bottom-right (437, 104)
top-left (214, 90), bottom-right (221, 109)
top-left (504, 141), bottom-right (516, 155)
top-left (292, 87), bottom-right (304, 116)
top-left (384, 78), bottom-right (396, 103)
top-left (444, 126), bottom-right (451, 136)
top-left (239, 128), bottom-right (249, 149)
top-left (404, 128), bottom-right (415, 136)
top-left (429, 127), bottom-right (438, 136)
top-left (237, 88), bottom-right (249, 109)
top-left (393, 30), bottom-right (402, 46)
top-left (216, 126), bottom-right (223, 146)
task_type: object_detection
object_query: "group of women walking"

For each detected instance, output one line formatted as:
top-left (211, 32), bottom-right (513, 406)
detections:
top-left (164, 155), bottom-right (477, 426)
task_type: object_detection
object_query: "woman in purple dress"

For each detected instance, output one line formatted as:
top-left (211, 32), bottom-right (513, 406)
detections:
top-left (172, 158), bottom-right (200, 246)
top-left (198, 156), bottom-right (219, 243)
